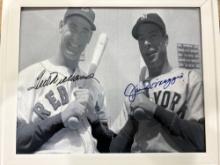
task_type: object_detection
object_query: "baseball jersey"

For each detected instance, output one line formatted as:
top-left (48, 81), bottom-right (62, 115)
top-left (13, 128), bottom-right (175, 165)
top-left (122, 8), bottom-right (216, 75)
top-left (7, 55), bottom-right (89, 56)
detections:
top-left (113, 68), bottom-right (204, 152)
top-left (17, 59), bottom-right (107, 153)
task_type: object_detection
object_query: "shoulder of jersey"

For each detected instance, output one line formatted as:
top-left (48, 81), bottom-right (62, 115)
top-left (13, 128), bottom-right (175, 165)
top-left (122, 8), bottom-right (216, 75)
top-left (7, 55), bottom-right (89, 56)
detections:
top-left (18, 61), bottom-right (46, 87)
top-left (172, 67), bottom-right (202, 84)
top-left (19, 61), bottom-right (46, 77)
top-left (139, 67), bottom-right (202, 86)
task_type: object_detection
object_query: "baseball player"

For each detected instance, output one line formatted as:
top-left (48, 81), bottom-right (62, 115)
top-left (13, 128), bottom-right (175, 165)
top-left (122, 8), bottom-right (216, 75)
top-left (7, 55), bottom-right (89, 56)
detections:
top-left (110, 13), bottom-right (205, 152)
top-left (16, 8), bottom-right (114, 154)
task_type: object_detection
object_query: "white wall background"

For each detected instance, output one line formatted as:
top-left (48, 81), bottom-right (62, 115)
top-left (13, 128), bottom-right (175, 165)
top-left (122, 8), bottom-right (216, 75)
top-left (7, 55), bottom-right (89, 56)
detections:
top-left (19, 8), bottom-right (201, 125)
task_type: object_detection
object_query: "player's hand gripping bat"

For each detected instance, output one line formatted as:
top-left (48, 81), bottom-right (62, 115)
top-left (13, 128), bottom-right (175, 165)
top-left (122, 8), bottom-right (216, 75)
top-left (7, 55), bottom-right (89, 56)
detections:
top-left (132, 66), bottom-right (151, 120)
top-left (67, 33), bottom-right (108, 129)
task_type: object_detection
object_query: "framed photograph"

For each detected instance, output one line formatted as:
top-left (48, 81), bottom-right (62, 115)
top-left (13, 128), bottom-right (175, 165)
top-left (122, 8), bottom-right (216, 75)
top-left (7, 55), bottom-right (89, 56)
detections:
top-left (1, 0), bottom-right (220, 165)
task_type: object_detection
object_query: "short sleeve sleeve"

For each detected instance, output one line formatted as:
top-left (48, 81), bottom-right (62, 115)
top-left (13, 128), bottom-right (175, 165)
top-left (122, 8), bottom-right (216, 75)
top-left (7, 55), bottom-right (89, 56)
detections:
top-left (184, 70), bottom-right (204, 121)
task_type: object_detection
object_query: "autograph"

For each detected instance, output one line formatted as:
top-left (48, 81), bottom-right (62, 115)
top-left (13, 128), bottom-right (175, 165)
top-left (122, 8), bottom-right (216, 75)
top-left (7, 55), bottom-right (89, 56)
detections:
top-left (124, 73), bottom-right (184, 102)
top-left (27, 69), bottom-right (94, 91)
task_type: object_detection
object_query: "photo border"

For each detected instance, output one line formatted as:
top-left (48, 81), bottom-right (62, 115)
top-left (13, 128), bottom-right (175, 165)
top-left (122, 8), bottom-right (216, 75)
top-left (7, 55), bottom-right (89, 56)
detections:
top-left (1, 0), bottom-right (220, 165)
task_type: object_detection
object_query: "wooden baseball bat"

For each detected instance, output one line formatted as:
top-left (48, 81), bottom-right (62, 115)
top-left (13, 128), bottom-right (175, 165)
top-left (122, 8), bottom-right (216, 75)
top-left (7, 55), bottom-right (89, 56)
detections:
top-left (133, 66), bottom-right (148, 121)
top-left (68, 33), bottom-right (108, 127)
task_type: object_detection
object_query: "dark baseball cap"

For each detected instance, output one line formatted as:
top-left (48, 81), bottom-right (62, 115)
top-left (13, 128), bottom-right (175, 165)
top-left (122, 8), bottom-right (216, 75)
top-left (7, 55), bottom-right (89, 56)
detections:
top-left (64, 8), bottom-right (96, 31)
top-left (132, 13), bottom-right (166, 39)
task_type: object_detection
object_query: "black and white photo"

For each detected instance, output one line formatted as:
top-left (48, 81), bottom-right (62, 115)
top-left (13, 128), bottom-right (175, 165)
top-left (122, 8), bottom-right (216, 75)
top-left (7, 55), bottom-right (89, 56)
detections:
top-left (1, 0), bottom-right (219, 164)
top-left (16, 7), bottom-right (205, 154)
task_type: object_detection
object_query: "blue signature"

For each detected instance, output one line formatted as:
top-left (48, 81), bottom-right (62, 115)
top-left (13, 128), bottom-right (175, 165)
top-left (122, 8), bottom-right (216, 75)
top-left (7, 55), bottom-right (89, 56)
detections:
top-left (124, 73), bottom-right (184, 102)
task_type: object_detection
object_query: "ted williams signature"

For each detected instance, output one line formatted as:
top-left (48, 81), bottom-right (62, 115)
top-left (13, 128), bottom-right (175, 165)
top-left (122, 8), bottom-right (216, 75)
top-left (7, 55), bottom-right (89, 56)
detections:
top-left (28, 69), bottom-right (94, 91)
top-left (124, 73), bottom-right (184, 102)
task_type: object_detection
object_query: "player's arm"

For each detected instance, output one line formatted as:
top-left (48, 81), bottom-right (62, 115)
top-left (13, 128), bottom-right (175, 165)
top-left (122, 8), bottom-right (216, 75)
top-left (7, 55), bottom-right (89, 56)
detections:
top-left (131, 80), bottom-right (205, 152)
top-left (109, 99), bottom-right (139, 153)
top-left (153, 105), bottom-right (205, 152)
top-left (89, 119), bottom-right (116, 153)
top-left (132, 98), bottom-right (205, 152)
top-left (88, 100), bottom-right (116, 153)
top-left (17, 101), bottom-right (85, 153)
top-left (17, 114), bottom-right (64, 153)
top-left (109, 115), bottom-right (138, 153)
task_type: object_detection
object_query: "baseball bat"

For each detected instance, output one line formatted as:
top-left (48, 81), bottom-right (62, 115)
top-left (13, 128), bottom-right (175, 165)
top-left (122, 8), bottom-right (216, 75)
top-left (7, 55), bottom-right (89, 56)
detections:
top-left (133, 66), bottom-right (149, 121)
top-left (88, 33), bottom-right (108, 75)
top-left (68, 33), bottom-right (108, 127)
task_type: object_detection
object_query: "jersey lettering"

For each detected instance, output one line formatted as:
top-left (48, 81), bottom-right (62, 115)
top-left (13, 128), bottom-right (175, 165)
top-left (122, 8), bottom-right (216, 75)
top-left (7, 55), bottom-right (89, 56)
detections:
top-left (45, 90), bottom-right (61, 110)
top-left (170, 92), bottom-right (181, 111)
top-left (33, 102), bottom-right (51, 120)
top-left (57, 86), bottom-right (69, 105)
top-left (161, 91), bottom-right (170, 108)
top-left (34, 85), bottom-right (69, 119)
top-left (154, 91), bottom-right (161, 104)
top-left (153, 91), bottom-right (182, 111)
top-left (176, 101), bottom-right (187, 119)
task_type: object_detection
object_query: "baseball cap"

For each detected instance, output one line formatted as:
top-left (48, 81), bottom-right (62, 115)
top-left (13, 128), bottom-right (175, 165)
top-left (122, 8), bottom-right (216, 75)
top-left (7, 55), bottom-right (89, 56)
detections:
top-left (132, 13), bottom-right (166, 39)
top-left (64, 8), bottom-right (96, 31)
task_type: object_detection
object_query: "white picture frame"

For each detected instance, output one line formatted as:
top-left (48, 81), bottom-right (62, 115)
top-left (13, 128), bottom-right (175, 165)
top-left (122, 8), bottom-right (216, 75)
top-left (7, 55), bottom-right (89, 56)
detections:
top-left (0, 0), bottom-right (220, 165)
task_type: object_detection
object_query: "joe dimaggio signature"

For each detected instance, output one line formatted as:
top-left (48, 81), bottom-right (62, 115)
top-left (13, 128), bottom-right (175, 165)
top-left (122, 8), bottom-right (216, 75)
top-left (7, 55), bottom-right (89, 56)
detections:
top-left (27, 69), bottom-right (94, 91)
top-left (124, 73), bottom-right (184, 102)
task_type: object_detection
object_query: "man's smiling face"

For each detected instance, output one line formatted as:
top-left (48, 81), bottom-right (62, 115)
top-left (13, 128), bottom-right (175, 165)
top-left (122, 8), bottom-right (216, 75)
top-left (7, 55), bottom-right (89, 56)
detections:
top-left (137, 23), bottom-right (168, 70)
top-left (59, 15), bottom-right (92, 65)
